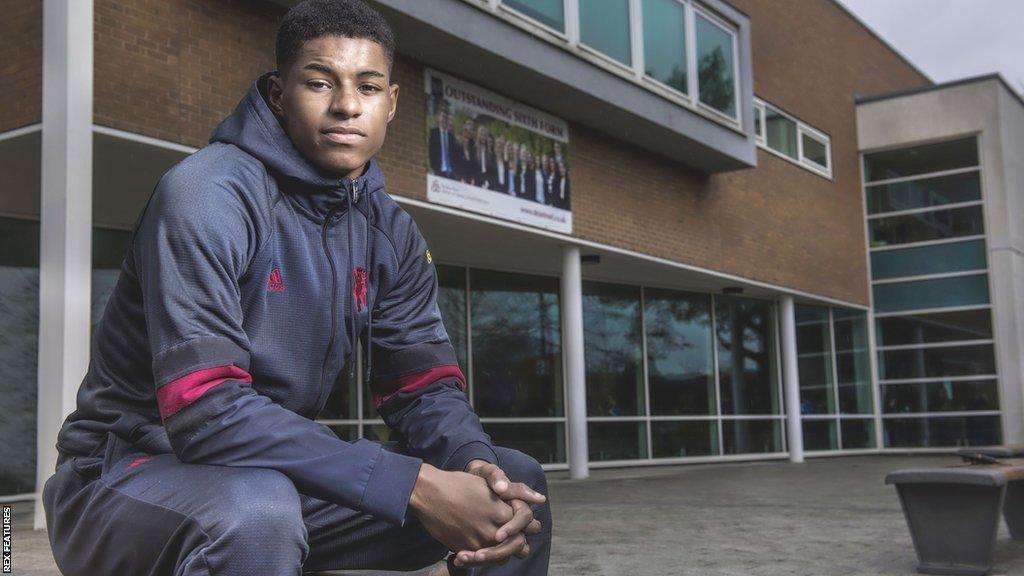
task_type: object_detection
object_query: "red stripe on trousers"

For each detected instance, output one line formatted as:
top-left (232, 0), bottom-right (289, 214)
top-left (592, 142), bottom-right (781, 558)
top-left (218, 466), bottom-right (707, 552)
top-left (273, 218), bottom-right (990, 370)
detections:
top-left (156, 365), bottom-right (253, 420)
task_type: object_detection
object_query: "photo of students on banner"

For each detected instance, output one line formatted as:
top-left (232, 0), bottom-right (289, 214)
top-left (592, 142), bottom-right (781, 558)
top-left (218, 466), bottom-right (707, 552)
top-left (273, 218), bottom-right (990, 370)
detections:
top-left (425, 69), bottom-right (571, 233)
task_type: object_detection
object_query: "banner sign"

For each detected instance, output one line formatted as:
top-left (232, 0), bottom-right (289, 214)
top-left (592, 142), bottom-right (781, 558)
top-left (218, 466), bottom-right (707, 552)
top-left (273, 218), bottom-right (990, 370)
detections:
top-left (424, 68), bottom-right (572, 233)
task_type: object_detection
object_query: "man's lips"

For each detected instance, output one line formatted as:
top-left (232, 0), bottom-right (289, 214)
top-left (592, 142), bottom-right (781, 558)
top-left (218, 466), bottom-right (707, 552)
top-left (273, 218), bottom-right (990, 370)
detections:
top-left (322, 127), bottom-right (365, 144)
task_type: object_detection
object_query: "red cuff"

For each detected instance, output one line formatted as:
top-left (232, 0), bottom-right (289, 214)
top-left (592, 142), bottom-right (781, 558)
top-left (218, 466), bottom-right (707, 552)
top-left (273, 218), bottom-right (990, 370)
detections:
top-left (156, 365), bottom-right (253, 420)
top-left (373, 365), bottom-right (465, 409)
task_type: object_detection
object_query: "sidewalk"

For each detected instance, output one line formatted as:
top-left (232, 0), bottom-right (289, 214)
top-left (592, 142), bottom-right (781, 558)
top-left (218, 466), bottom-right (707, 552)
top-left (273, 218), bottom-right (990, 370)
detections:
top-left (11, 454), bottom-right (1024, 575)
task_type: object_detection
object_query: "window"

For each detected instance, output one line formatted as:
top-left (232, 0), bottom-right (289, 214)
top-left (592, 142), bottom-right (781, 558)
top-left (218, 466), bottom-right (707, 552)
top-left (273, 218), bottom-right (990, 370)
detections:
top-left (579, 0), bottom-right (632, 66)
top-left (868, 205), bottom-right (985, 247)
top-left (644, 287), bottom-right (715, 416)
top-left (641, 0), bottom-right (687, 94)
top-left (800, 127), bottom-right (830, 173)
top-left (503, 0), bottom-right (566, 32)
top-left (583, 281), bottom-right (644, 416)
top-left (753, 101), bottom-right (763, 141)
top-left (694, 10), bottom-right (737, 118)
top-left (866, 170), bottom-right (981, 214)
top-left (715, 296), bottom-right (780, 417)
top-left (872, 273), bottom-right (990, 313)
top-left (756, 97), bottom-right (833, 178)
top-left (876, 309), bottom-right (993, 347)
top-left (864, 137), bottom-right (978, 182)
top-left (870, 239), bottom-right (987, 280)
top-left (764, 104), bottom-right (797, 160)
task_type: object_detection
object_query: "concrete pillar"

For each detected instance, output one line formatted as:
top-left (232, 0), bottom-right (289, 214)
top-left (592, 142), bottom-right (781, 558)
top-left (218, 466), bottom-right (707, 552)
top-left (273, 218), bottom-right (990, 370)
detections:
top-left (780, 296), bottom-right (804, 463)
top-left (562, 245), bottom-right (588, 479)
top-left (35, 0), bottom-right (94, 530)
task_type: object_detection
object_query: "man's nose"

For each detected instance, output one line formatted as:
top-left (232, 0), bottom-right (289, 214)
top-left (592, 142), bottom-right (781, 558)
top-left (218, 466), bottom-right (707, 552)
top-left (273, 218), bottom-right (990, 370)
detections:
top-left (330, 86), bottom-right (361, 117)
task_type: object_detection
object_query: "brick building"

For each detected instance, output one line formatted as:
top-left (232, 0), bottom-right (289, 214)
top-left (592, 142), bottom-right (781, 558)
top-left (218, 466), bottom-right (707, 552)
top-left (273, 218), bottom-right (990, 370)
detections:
top-left (3, 0), bottom-right (1023, 529)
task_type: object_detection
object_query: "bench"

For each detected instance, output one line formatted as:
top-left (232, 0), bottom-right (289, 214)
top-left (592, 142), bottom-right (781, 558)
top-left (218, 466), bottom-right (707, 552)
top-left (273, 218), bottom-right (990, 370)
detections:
top-left (886, 456), bottom-right (1024, 575)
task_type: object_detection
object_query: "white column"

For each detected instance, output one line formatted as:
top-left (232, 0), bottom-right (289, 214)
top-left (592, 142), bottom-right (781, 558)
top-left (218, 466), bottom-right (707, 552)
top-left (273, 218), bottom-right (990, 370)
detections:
top-left (35, 0), bottom-right (93, 530)
top-left (562, 245), bottom-right (589, 479)
top-left (780, 296), bottom-right (804, 463)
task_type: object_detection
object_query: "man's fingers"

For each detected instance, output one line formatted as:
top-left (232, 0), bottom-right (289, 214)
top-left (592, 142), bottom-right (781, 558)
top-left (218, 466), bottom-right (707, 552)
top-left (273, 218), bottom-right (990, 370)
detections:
top-left (495, 499), bottom-right (534, 542)
top-left (455, 533), bottom-right (528, 568)
top-left (525, 519), bottom-right (542, 535)
top-left (514, 543), bottom-right (531, 559)
top-left (502, 481), bottom-right (546, 505)
top-left (486, 466), bottom-right (511, 494)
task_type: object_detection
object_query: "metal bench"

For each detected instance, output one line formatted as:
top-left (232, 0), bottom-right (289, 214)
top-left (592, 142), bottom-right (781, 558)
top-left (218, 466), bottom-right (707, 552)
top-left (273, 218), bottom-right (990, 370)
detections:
top-left (886, 457), bottom-right (1024, 575)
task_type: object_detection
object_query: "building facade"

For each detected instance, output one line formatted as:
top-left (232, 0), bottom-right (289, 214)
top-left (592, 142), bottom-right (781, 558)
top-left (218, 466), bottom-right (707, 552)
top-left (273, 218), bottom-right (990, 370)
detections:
top-left (2, 0), bottom-right (1022, 528)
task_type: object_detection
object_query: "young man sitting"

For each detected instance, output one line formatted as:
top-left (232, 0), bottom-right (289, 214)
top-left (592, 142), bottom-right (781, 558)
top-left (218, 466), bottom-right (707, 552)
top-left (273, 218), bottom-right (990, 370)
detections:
top-left (42, 1), bottom-right (551, 574)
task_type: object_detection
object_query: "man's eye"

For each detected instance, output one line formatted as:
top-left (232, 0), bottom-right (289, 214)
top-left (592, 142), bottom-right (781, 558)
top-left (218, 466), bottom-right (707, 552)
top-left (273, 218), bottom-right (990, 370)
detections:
top-left (308, 80), bottom-right (330, 90)
top-left (360, 84), bottom-right (382, 93)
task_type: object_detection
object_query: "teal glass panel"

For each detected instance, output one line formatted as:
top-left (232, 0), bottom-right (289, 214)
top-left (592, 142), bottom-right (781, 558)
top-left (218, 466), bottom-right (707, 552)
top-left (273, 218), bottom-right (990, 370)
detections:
top-left (580, 0), bottom-right (632, 65)
top-left (642, 0), bottom-right (687, 93)
top-left (879, 344), bottom-right (995, 380)
top-left (873, 274), bottom-right (990, 313)
top-left (651, 420), bottom-right (718, 457)
top-left (882, 379), bottom-right (999, 413)
top-left (864, 137), bottom-right (978, 183)
top-left (834, 309), bottom-right (873, 415)
top-left (795, 305), bottom-right (833, 415)
top-left (717, 296), bottom-right (779, 415)
top-left (871, 240), bottom-right (987, 280)
top-left (722, 419), bottom-right (782, 454)
top-left (695, 13), bottom-right (736, 117)
top-left (802, 419), bottom-right (837, 451)
top-left (484, 422), bottom-right (567, 463)
top-left (583, 281), bottom-right (644, 416)
top-left (765, 106), bottom-right (797, 159)
top-left (866, 170), bottom-right (981, 214)
top-left (504, 0), bottom-right (566, 31)
top-left (883, 415), bottom-right (1001, 448)
top-left (644, 287), bottom-right (715, 416)
top-left (589, 421), bottom-right (648, 461)
top-left (869, 205), bottom-right (984, 248)
top-left (436, 265), bottom-right (468, 373)
top-left (841, 418), bottom-right (876, 449)
top-left (876, 309), bottom-right (993, 347)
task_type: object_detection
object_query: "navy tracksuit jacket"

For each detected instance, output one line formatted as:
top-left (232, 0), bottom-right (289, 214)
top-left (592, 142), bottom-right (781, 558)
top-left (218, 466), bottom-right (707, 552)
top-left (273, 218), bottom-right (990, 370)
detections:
top-left (51, 71), bottom-right (501, 527)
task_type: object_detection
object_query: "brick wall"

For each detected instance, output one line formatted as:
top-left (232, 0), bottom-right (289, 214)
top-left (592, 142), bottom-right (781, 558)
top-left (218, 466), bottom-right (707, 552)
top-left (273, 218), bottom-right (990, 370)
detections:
top-left (89, 0), bottom-right (931, 305)
top-left (0, 0), bottom-right (42, 132)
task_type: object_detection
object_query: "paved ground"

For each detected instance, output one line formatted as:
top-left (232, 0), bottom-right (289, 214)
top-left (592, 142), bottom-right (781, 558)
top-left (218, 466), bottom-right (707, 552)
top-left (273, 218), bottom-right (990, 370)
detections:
top-left (10, 454), bottom-right (1024, 575)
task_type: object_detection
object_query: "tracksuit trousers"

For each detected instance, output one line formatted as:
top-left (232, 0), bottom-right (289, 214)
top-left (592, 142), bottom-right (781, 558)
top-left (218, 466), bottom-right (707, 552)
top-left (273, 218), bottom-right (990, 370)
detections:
top-left (42, 431), bottom-right (552, 575)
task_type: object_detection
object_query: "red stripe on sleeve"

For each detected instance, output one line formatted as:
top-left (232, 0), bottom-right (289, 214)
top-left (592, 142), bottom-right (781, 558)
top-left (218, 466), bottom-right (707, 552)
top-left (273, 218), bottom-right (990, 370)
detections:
top-left (156, 365), bottom-right (253, 420)
top-left (373, 365), bottom-right (466, 409)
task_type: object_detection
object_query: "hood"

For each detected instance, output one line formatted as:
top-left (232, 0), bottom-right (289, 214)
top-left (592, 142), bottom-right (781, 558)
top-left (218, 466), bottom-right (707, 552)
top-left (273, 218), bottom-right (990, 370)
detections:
top-left (209, 71), bottom-right (385, 221)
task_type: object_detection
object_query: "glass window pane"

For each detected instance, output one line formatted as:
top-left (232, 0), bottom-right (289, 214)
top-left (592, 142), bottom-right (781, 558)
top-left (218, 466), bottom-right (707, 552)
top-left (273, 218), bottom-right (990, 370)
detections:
top-left (320, 359), bottom-right (358, 420)
top-left (873, 274), bottom-right (990, 313)
top-left (363, 423), bottom-right (399, 442)
top-left (866, 170), bottom-right (981, 214)
top-left (644, 288), bottom-right (715, 416)
top-left (877, 309), bottom-right (993, 347)
top-left (642, 0), bottom-right (687, 93)
top-left (651, 420), bottom-right (718, 458)
top-left (436, 265), bottom-right (468, 373)
top-left (869, 205), bottom-right (984, 247)
top-left (695, 13), bottom-right (736, 117)
top-left (871, 239), bottom-right (987, 280)
top-left (801, 132), bottom-right (828, 169)
top-left (0, 217), bottom-right (39, 495)
top-left (882, 379), bottom-right (1000, 413)
top-left (717, 296), bottom-right (779, 415)
top-left (326, 424), bottom-right (357, 442)
top-left (841, 419), bottom-right (876, 449)
top-left (879, 344), bottom-right (996, 380)
top-left (834, 309), bottom-right (873, 414)
top-left (796, 305), bottom-right (834, 415)
top-left (589, 421), bottom-right (648, 461)
top-left (722, 419), bottom-right (782, 454)
top-left (471, 269), bottom-right (562, 417)
top-left (504, 0), bottom-right (566, 32)
top-left (802, 419), bottom-right (837, 451)
top-left (864, 138), bottom-right (978, 183)
top-left (584, 281), bottom-right (644, 416)
top-left (484, 422), bottom-right (567, 464)
top-left (580, 0), bottom-right (632, 65)
top-left (765, 106), bottom-right (797, 159)
top-left (883, 415), bottom-right (1001, 448)
top-left (754, 105), bottom-right (763, 137)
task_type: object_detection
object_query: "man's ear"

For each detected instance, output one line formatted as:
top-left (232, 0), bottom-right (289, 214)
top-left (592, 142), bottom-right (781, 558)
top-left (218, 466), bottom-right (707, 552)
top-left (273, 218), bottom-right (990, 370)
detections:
top-left (267, 72), bottom-right (285, 118)
top-left (386, 82), bottom-right (400, 124)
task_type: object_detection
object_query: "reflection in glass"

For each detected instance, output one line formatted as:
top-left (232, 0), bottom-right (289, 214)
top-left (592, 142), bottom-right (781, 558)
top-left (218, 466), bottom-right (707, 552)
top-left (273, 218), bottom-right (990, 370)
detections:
top-left (871, 239), bottom-right (987, 280)
top-left (716, 296), bottom-right (779, 415)
top-left (869, 205), bottom-right (984, 247)
top-left (841, 419), bottom-right (876, 449)
top-left (834, 309), bottom-right (873, 414)
top-left (327, 424), bottom-right (357, 442)
top-left (580, 0), bottom-right (632, 65)
top-left (879, 344), bottom-right (996, 380)
top-left (504, 0), bottom-right (566, 32)
top-left (801, 133), bottom-right (828, 169)
top-left (644, 288), bottom-right (715, 416)
top-left (484, 422), bottom-right (567, 464)
top-left (765, 106), bottom-right (798, 159)
top-left (802, 419), bottom-right (837, 451)
top-left (864, 137), bottom-right (978, 183)
top-left (876, 309), bottom-right (993, 347)
top-left (471, 270), bottom-right (563, 417)
top-left (642, 0), bottom-right (687, 93)
top-left (436, 265), bottom-right (468, 373)
top-left (584, 281), bottom-right (644, 416)
top-left (363, 424), bottom-right (398, 443)
top-left (873, 274), bottom-right (990, 313)
top-left (882, 379), bottom-right (999, 413)
top-left (795, 305), bottom-right (833, 415)
top-left (722, 419), bottom-right (781, 454)
top-left (883, 415), bottom-right (1001, 448)
top-left (866, 170), bottom-right (981, 214)
top-left (695, 13), bottom-right (736, 117)
top-left (589, 421), bottom-right (648, 461)
top-left (651, 420), bottom-right (718, 458)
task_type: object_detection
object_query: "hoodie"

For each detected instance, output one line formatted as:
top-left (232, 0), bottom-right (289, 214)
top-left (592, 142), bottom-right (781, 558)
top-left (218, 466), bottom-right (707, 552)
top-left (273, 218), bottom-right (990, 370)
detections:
top-left (53, 71), bottom-right (498, 526)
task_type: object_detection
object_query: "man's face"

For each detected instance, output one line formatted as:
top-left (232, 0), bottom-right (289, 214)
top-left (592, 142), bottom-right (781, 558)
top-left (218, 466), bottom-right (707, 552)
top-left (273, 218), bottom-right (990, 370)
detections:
top-left (268, 35), bottom-right (398, 180)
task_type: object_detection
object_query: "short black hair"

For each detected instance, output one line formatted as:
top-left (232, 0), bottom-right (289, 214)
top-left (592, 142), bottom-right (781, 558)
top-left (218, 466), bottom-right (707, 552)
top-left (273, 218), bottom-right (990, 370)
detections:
top-left (276, 0), bottom-right (396, 78)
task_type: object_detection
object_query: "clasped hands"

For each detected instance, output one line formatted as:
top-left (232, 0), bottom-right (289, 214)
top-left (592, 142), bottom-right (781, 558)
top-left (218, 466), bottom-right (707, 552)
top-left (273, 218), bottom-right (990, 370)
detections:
top-left (408, 458), bottom-right (547, 569)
